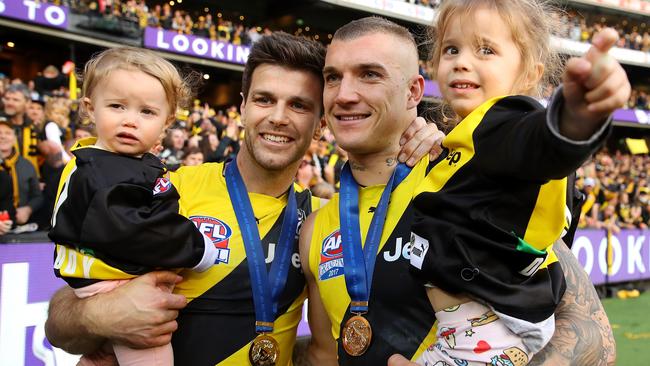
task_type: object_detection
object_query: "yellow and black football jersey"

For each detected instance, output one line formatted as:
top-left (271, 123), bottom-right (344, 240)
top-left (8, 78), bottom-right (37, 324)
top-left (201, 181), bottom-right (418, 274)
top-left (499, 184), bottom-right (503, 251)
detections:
top-left (171, 162), bottom-right (319, 366)
top-left (50, 138), bottom-right (210, 289)
top-left (308, 157), bottom-right (437, 365)
top-left (411, 95), bottom-right (608, 323)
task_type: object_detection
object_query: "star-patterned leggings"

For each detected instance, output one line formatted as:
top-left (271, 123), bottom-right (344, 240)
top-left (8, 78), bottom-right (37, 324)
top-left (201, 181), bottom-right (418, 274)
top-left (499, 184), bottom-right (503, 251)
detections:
top-left (416, 301), bottom-right (532, 366)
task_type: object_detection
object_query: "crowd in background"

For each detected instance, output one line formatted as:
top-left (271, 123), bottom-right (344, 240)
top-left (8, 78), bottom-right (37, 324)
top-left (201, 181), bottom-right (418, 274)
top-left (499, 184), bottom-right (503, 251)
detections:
top-left (578, 152), bottom-right (650, 231)
top-left (51, 0), bottom-right (650, 52)
top-left (1, 64), bottom-right (649, 238)
top-left (43, 0), bottom-right (650, 110)
top-left (2, 1), bottom-right (650, 237)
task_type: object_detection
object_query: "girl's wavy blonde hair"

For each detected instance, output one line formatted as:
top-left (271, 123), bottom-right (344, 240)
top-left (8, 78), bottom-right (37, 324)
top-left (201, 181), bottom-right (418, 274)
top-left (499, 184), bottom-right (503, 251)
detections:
top-left (80, 47), bottom-right (196, 126)
top-left (429, 0), bottom-right (563, 126)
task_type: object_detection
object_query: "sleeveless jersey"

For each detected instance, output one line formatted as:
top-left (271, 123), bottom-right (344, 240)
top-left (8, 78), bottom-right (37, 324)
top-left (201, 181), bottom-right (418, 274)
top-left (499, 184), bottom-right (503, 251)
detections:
top-left (171, 162), bottom-right (319, 366)
top-left (308, 157), bottom-right (437, 365)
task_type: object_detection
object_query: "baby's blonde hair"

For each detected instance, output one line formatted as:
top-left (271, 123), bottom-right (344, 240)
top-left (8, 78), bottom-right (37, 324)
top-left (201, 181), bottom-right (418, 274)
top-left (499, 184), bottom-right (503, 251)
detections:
top-left (80, 47), bottom-right (194, 126)
top-left (430, 0), bottom-right (563, 124)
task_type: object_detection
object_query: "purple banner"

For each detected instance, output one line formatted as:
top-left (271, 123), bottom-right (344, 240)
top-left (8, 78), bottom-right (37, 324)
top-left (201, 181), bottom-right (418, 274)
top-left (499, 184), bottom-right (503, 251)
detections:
top-left (0, 243), bottom-right (78, 366)
top-left (3, 230), bottom-right (648, 355)
top-left (144, 27), bottom-right (250, 65)
top-left (572, 229), bottom-right (650, 285)
top-left (0, 1), bottom-right (68, 29)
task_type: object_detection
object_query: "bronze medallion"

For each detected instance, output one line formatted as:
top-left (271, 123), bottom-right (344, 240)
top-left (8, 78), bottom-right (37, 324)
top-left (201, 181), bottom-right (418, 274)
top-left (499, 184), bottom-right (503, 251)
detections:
top-left (248, 334), bottom-right (280, 366)
top-left (342, 315), bottom-right (372, 356)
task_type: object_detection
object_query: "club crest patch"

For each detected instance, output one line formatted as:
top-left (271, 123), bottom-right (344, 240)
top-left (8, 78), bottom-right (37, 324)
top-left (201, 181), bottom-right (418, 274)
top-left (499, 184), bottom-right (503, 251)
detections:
top-left (319, 229), bottom-right (344, 280)
top-left (152, 177), bottom-right (172, 195)
top-left (190, 216), bottom-right (232, 264)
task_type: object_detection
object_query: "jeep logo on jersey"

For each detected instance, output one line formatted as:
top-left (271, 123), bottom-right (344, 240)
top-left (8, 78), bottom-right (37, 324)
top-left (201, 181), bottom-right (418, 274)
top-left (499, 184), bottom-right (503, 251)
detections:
top-left (152, 177), bottom-right (172, 195)
top-left (319, 229), bottom-right (344, 280)
top-left (190, 216), bottom-right (232, 264)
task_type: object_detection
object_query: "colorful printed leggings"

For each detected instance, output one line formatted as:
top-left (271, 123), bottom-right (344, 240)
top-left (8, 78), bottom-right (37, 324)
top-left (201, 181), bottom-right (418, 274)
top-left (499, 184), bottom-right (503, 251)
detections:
top-left (416, 301), bottom-right (531, 366)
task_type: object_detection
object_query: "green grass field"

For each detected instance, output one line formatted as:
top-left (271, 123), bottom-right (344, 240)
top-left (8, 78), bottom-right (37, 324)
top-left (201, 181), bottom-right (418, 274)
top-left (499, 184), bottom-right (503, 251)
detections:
top-left (603, 290), bottom-right (650, 366)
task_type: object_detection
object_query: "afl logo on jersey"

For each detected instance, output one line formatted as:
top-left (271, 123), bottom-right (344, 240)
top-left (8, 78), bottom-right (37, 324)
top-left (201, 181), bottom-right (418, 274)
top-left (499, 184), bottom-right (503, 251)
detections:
top-left (318, 229), bottom-right (344, 281)
top-left (190, 216), bottom-right (232, 264)
top-left (152, 178), bottom-right (172, 195)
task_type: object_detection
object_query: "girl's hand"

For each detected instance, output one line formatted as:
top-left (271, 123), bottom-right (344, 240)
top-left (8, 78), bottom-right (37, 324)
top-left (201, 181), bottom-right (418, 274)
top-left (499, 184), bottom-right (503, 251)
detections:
top-left (561, 28), bottom-right (631, 140)
top-left (398, 116), bottom-right (445, 167)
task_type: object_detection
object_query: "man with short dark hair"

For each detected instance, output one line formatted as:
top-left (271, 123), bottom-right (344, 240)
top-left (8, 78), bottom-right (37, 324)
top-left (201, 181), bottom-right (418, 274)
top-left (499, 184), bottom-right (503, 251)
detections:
top-left (2, 83), bottom-right (40, 172)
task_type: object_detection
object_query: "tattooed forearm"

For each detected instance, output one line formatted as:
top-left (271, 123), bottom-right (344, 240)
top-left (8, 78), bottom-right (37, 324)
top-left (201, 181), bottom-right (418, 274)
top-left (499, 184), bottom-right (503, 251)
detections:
top-left (529, 240), bottom-right (616, 366)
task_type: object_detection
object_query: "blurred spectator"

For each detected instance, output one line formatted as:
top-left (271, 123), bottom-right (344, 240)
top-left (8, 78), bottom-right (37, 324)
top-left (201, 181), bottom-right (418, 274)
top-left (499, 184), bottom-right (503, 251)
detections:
top-left (34, 65), bottom-right (67, 97)
top-left (27, 96), bottom-right (46, 129)
top-left (181, 146), bottom-right (204, 166)
top-left (42, 98), bottom-right (73, 164)
top-left (160, 127), bottom-right (186, 170)
top-left (198, 131), bottom-right (222, 163)
top-left (1, 83), bottom-right (41, 173)
top-left (0, 119), bottom-right (43, 228)
top-left (0, 168), bottom-right (16, 235)
top-left (73, 125), bottom-right (95, 141)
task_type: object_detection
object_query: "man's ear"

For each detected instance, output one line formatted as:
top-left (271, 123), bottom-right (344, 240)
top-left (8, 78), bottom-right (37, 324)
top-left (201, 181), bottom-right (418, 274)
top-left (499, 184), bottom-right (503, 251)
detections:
top-left (239, 92), bottom-right (247, 127)
top-left (313, 116), bottom-right (326, 140)
top-left (407, 75), bottom-right (425, 109)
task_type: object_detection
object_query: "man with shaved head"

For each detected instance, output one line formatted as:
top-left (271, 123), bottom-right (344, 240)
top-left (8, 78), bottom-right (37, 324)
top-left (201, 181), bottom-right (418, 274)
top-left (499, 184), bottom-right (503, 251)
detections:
top-left (300, 16), bottom-right (615, 366)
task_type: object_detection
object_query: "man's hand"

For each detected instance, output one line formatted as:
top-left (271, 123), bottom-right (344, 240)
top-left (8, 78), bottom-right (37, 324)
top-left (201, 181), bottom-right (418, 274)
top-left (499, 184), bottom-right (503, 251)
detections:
top-left (561, 28), bottom-right (631, 140)
top-left (0, 217), bottom-right (12, 235)
top-left (89, 271), bottom-right (187, 349)
top-left (46, 271), bottom-right (187, 354)
top-left (398, 116), bottom-right (445, 166)
top-left (15, 206), bottom-right (32, 225)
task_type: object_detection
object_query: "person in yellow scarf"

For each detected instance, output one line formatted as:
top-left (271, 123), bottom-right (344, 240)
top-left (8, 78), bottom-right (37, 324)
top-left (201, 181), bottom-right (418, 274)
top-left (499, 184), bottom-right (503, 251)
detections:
top-left (0, 119), bottom-right (43, 226)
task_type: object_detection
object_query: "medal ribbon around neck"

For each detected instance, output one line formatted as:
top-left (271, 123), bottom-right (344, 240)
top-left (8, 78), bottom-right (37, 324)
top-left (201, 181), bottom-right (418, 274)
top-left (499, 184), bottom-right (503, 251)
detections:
top-left (225, 159), bottom-right (298, 333)
top-left (339, 162), bottom-right (411, 313)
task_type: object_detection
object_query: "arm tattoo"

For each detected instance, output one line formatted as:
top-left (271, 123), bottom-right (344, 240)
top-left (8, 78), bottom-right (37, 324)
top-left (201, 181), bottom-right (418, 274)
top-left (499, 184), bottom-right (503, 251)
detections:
top-left (529, 240), bottom-right (616, 366)
top-left (386, 158), bottom-right (396, 167)
top-left (349, 161), bottom-right (366, 171)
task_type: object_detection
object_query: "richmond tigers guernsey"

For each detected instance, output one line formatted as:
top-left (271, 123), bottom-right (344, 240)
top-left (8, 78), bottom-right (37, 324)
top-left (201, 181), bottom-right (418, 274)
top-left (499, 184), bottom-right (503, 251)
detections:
top-left (170, 162), bottom-right (319, 366)
top-left (308, 157), bottom-right (437, 365)
top-left (410, 95), bottom-right (609, 324)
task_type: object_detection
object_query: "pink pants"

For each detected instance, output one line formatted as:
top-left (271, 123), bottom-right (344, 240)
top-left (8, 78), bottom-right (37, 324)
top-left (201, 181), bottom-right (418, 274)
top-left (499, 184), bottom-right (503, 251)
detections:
top-left (416, 301), bottom-right (531, 366)
top-left (74, 280), bottom-right (174, 366)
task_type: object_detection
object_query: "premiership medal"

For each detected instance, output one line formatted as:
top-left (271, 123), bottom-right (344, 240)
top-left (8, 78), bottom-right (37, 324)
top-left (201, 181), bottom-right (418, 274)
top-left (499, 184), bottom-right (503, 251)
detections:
top-left (339, 163), bottom-right (410, 357)
top-left (225, 160), bottom-right (298, 366)
top-left (249, 334), bottom-right (280, 366)
top-left (341, 315), bottom-right (372, 356)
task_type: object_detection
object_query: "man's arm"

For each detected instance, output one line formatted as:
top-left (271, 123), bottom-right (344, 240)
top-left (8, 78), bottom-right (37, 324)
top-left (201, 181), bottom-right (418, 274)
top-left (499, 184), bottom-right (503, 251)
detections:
top-left (299, 212), bottom-right (338, 366)
top-left (45, 271), bottom-right (187, 354)
top-left (529, 240), bottom-right (616, 366)
top-left (389, 239), bottom-right (615, 366)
